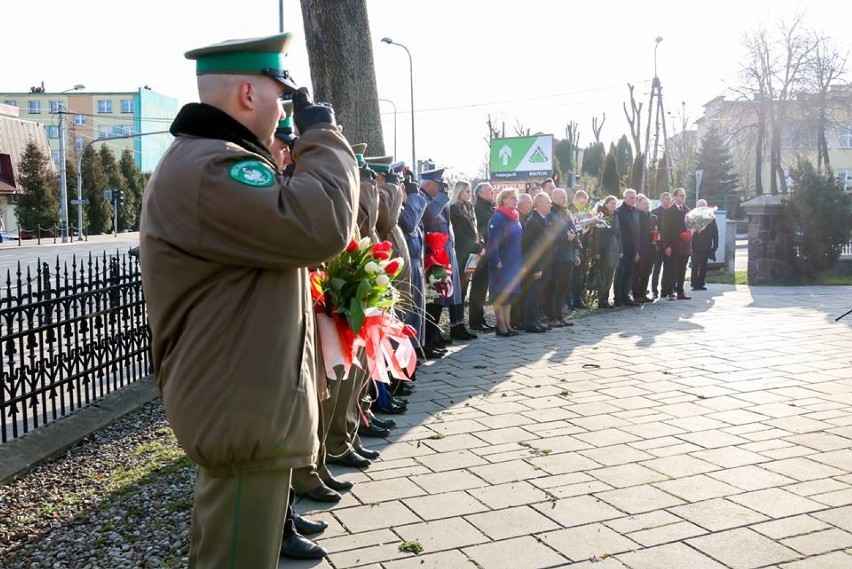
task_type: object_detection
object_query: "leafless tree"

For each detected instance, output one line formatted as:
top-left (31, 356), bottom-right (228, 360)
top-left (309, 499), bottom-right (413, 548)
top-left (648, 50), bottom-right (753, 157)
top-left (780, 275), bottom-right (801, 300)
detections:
top-left (485, 115), bottom-right (505, 142)
top-left (565, 121), bottom-right (580, 170)
top-left (738, 15), bottom-right (816, 194)
top-left (591, 114), bottom-right (605, 143)
top-left (807, 34), bottom-right (848, 171)
top-left (623, 84), bottom-right (643, 155)
top-left (300, 0), bottom-right (384, 153)
top-left (513, 120), bottom-right (530, 137)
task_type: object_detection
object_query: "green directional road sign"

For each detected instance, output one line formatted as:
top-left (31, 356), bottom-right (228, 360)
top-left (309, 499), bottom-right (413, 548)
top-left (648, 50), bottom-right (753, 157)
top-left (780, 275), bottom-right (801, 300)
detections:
top-left (489, 135), bottom-right (554, 181)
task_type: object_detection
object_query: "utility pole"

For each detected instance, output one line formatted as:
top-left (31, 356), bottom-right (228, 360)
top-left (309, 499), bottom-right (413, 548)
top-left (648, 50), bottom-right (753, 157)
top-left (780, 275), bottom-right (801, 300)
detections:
top-left (640, 38), bottom-right (673, 198)
top-left (57, 84), bottom-right (85, 243)
top-left (58, 108), bottom-right (69, 242)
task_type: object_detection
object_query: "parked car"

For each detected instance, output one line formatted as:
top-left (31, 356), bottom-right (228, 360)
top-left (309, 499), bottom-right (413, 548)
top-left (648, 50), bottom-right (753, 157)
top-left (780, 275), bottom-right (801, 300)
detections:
top-left (0, 231), bottom-right (21, 242)
top-left (17, 228), bottom-right (56, 240)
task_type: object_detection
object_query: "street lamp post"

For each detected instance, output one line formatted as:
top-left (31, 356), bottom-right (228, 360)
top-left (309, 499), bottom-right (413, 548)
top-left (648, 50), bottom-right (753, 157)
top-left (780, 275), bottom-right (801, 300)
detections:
top-left (381, 37), bottom-right (415, 173)
top-left (378, 98), bottom-right (397, 159)
top-left (57, 84), bottom-right (85, 243)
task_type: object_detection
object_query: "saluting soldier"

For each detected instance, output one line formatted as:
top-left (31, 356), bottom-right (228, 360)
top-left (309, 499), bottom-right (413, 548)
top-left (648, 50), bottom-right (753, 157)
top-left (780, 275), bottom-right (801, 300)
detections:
top-left (140, 33), bottom-right (359, 569)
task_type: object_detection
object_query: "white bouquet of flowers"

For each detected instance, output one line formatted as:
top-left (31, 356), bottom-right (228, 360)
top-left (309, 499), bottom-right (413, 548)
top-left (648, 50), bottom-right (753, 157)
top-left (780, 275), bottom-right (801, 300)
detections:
top-left (685, 206), bottom-right (717, 233)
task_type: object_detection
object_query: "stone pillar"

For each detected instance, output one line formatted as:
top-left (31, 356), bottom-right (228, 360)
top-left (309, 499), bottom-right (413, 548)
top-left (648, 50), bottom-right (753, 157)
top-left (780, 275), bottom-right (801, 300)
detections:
top-left (725, 220), bottom-right (737, 274)
top-left (741, 195), bottom-right (796, 284)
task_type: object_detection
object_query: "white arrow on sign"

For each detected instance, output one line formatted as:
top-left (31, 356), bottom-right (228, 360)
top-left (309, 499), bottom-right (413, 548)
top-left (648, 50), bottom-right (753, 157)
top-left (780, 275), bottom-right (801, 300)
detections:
top-left (499, 145), bottom-right (512, 166)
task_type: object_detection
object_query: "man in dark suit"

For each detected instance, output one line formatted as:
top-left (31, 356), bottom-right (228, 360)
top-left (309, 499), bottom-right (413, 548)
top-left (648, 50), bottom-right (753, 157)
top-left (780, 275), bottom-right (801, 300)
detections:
top-left (614, 188), bottom-right (641, 306)
top-left (522, 193), bottom-right (551, 332)
top-left (650, 192), bottom-right (672, 298)
top-left (661, 187), bottom-right (692, 300)
top-left (690, 199), bottom-right (718, 291)
top-left (469, 182), bottom-right (495, 331)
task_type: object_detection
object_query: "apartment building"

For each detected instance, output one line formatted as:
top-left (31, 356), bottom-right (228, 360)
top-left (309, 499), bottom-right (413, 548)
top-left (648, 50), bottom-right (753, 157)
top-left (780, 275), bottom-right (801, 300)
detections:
top-left (694, 84), bottom-right (852, 198)
top-left (0, 86), bottom-right (177, 173)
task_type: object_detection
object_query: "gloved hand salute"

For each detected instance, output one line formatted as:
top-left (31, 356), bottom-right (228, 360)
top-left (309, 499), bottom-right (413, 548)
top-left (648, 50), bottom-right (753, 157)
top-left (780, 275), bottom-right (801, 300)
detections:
top-left (293, 87), bottom-right (336, 133)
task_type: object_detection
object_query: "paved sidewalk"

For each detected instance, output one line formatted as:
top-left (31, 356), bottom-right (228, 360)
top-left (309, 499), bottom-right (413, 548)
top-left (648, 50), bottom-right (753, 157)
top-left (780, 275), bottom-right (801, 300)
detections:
top-left (291, 284), bottom-right (852, 569)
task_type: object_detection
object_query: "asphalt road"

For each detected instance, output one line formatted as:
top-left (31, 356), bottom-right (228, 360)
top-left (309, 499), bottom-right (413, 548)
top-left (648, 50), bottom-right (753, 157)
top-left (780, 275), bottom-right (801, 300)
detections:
top-left (0, 233), bottom-right (139, 274)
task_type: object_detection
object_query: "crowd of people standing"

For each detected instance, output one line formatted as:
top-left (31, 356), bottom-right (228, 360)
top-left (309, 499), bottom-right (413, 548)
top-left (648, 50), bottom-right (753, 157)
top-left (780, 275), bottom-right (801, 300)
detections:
top-left (425, 182), bottom-right (720, 341)
top-left (138, 30), bottom-right (722, 569)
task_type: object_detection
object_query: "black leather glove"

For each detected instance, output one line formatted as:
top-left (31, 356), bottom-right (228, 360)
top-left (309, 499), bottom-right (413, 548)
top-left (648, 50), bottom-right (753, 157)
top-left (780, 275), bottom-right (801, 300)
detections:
top-left (360, 164), bottom-right (376, 183)
top-left (292, 87), bottom-right (336, 133)
top-left (404, 180), bottom-right (419, 196)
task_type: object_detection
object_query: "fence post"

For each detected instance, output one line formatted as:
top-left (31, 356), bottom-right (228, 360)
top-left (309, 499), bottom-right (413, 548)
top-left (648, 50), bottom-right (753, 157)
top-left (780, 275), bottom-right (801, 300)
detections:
top-left (52, 225), bottom-right (57, 244)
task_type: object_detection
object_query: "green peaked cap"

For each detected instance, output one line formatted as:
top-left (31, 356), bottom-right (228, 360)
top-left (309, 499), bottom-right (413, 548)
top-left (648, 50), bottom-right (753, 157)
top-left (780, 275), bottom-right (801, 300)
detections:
top-left (365, 155), bottom-right (393, 173)
top-left (185, 32), bottom-right (297, 91)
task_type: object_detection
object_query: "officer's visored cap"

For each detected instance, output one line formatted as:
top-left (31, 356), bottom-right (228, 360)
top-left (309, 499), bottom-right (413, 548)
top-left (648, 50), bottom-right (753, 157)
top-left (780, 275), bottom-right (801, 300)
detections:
top-left (350, 143), bottom-right (367, 156)
top-left (185, 32), bottom-right (298, 91)
top-left (365, 155), bottom-right (394, 174)
top-left (420, 168), bottom-right (445, 182)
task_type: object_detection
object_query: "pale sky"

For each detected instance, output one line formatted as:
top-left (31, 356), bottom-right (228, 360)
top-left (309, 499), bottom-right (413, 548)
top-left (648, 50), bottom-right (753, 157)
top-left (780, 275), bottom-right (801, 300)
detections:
top-left (3, 0), bottom-right (850, 178)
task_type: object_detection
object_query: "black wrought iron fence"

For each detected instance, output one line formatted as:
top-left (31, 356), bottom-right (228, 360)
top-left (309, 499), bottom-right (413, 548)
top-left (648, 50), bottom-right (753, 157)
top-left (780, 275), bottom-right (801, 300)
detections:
top-left (1, 251), bottom-right (150, 442)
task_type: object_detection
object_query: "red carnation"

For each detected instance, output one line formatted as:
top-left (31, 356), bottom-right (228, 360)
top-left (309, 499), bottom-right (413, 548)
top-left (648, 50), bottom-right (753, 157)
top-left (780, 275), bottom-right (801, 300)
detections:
top-left (372, 240), bottom-right (393, 260)
top-left (345, 239), bottom-right (359, 253)
top-left (385, 259), bottom-right (402, 275)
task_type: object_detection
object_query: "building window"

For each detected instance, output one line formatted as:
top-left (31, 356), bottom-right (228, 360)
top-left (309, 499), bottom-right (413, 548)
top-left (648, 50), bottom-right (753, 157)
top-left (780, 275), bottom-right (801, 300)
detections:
top-left (49, 100), bottom-right (61, 113)
top-left (836, 169), bottom-right (852, 191)
top-left (75, 137), bottom-right (85, 151)
top-left (51, 150), bottom-right (61, 163)
top-left (47, 125), bottom-right (59, 139)
top-left (98, 125), bottom-right (112, 139)
top-left (74, 114), bottom-right (86, 126)
top-left (3, 100), bottom-right (17, 107)
top-left (838, 126), bottom-right (852, 149)
top-left (97, 100), bottom-right (113, 113)
top-left (28, 100), bottom-right (41, 114)
top-left (121, 99), bottom-right (134, 113)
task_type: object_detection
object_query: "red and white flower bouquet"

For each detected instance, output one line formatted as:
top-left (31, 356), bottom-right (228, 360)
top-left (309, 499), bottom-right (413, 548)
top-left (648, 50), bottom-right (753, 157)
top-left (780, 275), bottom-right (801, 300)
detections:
top-left (310, 237), bottom-right (417, 383)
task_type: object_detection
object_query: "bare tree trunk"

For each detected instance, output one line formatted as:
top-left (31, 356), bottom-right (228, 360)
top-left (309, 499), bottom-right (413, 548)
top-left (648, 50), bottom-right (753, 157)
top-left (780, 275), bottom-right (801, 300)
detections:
top-left (623, 84), bottom-right (643, 155)
top-left (754, 111), bottom-right (765, 196)
top-left (566, 121), bottom-right (580, 169)
top-left (300, 0), bottom-right (384, 154)
top-left (591, 114), bottom-right (605, 143)
top-left (811, 35), bottom-right (847, 172)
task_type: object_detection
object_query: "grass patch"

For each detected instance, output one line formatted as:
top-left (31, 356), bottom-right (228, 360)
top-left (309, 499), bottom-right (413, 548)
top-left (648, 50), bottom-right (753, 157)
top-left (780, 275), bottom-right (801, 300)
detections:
top-left (704, 270), bottom-right (852, 286)
top-left (427, 433), bottom-right (445, 440)
top-left (398, 540), bottom-right (424, 554)
top-left (103, 433), bottom-right (189, 499)
top-left (704, 271), bottom-right (748, 285)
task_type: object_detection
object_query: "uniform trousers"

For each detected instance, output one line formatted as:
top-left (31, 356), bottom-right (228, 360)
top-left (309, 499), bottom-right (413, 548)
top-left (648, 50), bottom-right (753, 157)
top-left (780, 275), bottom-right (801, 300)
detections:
top-left (325, 358), bottom-right (368, 459)
top-left (188, 467), bottom-right (291, 569)
top-left (292, 384), bottom-right (336, 493)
